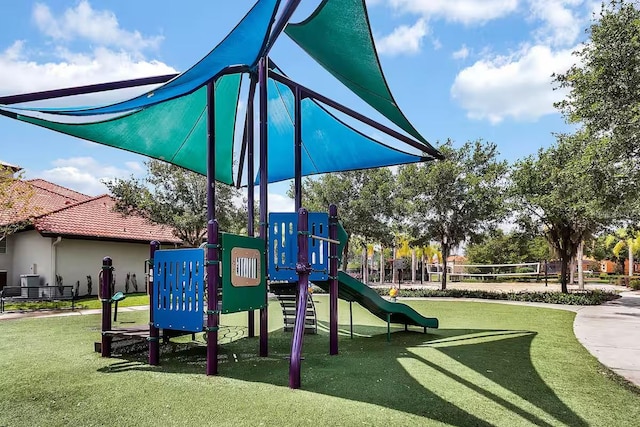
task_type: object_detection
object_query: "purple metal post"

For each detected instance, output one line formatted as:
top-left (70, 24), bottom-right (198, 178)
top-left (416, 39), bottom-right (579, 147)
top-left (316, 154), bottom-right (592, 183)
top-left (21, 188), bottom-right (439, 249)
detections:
top-left (294, 86), bottom-right (302, 211)
top-left (206, 80), bottom-right (220, 376)
top-left (264, 0), bottom-right (304, 56)
top-left (289, 208), bottom-right (311, 389)
top-left (148, 240), bottom-right (160, 366)
top-left (247, 76), bottom-right (257, 338)
top-left (0, 74), bottom-right (177, 105)
top-left (100, 257), bottom-right (113, 358)
top-left (258, 58), bottom-right (269, 357)
top-left (329, 204), bottom-right (339, 355)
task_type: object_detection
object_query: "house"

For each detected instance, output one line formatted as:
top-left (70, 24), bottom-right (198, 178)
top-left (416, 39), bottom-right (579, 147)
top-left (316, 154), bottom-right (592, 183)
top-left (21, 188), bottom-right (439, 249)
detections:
top-left (0, 175), bottom-right (181, 295)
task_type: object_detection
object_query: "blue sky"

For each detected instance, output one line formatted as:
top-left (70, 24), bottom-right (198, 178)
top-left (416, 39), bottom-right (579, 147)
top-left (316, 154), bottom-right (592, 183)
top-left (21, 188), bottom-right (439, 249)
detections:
top-left (0, 0), bottom-right (598, 211)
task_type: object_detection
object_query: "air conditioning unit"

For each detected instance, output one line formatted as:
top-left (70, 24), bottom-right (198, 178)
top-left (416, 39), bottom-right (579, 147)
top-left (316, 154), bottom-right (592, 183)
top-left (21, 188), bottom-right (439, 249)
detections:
top-left (20, 274), bottom-right (40, 298)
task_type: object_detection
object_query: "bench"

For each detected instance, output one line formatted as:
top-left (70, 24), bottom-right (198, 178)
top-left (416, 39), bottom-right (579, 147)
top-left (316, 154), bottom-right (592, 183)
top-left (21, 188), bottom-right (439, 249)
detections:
top-left (1, 285), bottom-right (75, 313)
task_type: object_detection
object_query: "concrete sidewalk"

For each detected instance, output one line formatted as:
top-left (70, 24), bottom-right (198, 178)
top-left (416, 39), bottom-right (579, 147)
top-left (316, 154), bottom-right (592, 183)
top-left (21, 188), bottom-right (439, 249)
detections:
top-left (573, 291), bottom-right (640, 387)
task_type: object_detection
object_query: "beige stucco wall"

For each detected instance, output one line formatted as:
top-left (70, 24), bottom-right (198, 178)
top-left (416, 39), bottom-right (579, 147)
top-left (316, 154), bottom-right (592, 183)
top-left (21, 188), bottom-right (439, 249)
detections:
top-left (11, 230), bottom-right (52, 286)
top-left (56, 239), bottom-right (150, 296)
top-left (0, 234), bottom-right (13, 286)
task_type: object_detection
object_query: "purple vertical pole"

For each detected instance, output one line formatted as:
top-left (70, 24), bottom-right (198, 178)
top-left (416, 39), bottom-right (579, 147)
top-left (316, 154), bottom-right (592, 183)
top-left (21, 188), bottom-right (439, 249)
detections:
top-left (290, 208), bottom-right (311, 389)
top-left (247, 76), bottom-right (257, 338)
top-left (206, 79), bottom-right (220, 376)
top-left (148, 240), bottom-right (160, 365)
top-left (329, 204), bottom-right (339, 355)
top-left (100, 256), bottom-right (113, 357)
top-left (294, 86), bottom-right (302, 211)
top-left (258, 57), bottom-right (269, 357)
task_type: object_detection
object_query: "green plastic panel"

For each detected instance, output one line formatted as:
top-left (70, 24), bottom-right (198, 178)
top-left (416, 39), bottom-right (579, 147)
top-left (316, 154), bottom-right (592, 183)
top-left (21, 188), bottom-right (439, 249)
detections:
top-left (285, 0), bottom-right (433, 149)
top-left (16, 74), bottom-right (241, 185)
top-left (221, 233), bottom-right (267, 314)
top-left (337, 221), bottom-right (348, 258)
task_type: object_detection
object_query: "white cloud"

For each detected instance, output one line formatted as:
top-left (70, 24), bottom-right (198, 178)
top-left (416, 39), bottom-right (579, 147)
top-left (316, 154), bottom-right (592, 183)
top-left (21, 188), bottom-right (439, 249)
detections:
top-left (377, 19), bottom-right (428, 55)
top-left (37, 157), bottom-right (142, 196)
top-left (389, 0), bottom-right (519, 25)
top-left (451, 44), bottom-right (575, 123)
top-left (528, 0), bottom-right (585, 46)
top-left (452, 44), bottom-right (470, 60)
top-left (0, 38), bottom-right (176, 103)
top-left (33, 1), bottom-right (163, 52)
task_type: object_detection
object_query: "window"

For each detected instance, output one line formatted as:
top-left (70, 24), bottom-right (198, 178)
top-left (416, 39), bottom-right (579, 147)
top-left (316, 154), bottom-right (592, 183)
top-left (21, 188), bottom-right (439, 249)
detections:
top-left (0, 238), bottom-right (6, 254)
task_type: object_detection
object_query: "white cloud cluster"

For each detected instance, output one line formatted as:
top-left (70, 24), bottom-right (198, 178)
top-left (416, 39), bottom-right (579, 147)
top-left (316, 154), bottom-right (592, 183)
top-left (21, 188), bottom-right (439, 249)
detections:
top-left (33, 1), bottom-right (163, 52)
top-left (451, 45), bottom-right (575, 123)
top-left (389, 0), bottom-right (519, 25)
top-left (449, 1), bottom-right (591, 123)
top-left (0, 2), bottom-right (175, 99)
top-left (39, 157), bottom-right (143, 196)
top-left (452, 44), bottom-right (470, 60)
top-left (529, 0), bottom-right (585, 47)
top-left (0, 42), bottom-right (176, 99)
top-left (376, 19), bottom-right (428, 56)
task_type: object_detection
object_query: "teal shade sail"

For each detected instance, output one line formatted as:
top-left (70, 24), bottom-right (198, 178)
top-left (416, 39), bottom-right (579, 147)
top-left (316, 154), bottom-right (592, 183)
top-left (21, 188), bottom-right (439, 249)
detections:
top-left (285, 0), bottom-right (434, 149)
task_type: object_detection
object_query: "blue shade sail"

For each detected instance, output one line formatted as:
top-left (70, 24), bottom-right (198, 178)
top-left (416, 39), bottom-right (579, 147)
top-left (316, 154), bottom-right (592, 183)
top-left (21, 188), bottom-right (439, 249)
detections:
top-left (261, 77), bottom-right (427, 184)
top-left (1, 0), bottom-right (279, 117)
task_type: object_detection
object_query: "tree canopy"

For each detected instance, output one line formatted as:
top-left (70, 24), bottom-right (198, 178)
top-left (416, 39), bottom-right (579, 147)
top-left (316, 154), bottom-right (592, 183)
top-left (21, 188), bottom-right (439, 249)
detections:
top-left (0, 164), bottom-right (35, 242)
top-left (510, 133), bottom-right (614, 292)
top-left (293, 168), bottom-right (395, 268)
top-left (397, 139), bottom-right (508, 289)
top-left (106, 160), bottom-right (245, 247)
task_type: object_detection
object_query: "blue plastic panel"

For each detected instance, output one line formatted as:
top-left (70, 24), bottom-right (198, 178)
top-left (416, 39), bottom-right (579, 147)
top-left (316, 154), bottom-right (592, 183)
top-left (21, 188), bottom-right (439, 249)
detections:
top-left (153, 248), bottom-right (205, 332)
top-left (269, 212), bottom-right (329, 282)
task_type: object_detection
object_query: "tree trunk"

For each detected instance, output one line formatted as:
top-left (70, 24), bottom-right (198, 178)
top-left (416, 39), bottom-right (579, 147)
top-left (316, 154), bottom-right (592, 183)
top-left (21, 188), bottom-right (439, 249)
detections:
top-left (441, 245), bottom-right (449, 290)
top-left (379, 247), bottom-right (384, 286)
top-left (361, 246), bottom-right (368, 284)
top-left (560, 252), bottom-right (569, 294)
top-left (342, 239), bottom-right (350, 271)
top-left (421, 254), bottom-right (425, 283)
top-left (577, 240), bottom-right (584, 290)
top-left (392, 247), bottom-right (397, 284)
top-left (629, 239), bottom-right (634, 278)
top-left (411, 249), bottom-right (416, 283)
top-left (569, 256), bottom-right (575, 285)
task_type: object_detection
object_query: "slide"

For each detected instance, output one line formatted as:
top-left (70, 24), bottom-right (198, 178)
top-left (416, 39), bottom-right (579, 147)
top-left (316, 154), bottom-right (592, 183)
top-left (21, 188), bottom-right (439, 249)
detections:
top-left (314, 271), bottom-right (439, 329)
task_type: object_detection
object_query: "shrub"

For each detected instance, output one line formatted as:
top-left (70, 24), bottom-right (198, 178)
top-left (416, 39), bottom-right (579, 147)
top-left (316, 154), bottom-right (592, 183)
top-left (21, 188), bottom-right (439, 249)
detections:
top-left (371, 287), bottom-right (619, 305)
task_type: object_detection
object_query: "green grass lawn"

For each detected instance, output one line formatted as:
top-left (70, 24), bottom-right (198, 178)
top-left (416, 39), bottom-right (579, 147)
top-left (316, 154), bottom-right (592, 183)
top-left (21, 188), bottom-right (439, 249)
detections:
top-left (1, 296), bottom-right (639, 426)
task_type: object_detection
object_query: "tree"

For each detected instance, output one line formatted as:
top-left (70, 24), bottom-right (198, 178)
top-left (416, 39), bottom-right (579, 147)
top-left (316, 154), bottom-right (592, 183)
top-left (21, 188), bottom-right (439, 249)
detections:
top-left (556, 1), bottom-right (640, 158)
top-left (397, 139), bottom-right (508, 290)
top-left (466, 229), bottom-right (551, 265)
top-left (511, 133), bottom-right (613, 292)
top-left (105, 160), bottom-right (245, 247)
top-left (555, 1), bottom-right (640, 211)
top-left (0, 164), bottom-right (35, 243)
top-left (293, 168), bottom-right (395, 269)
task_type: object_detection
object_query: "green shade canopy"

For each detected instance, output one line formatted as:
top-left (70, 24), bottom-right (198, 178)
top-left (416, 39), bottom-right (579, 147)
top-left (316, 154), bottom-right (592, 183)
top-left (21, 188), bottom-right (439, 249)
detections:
top-left (14, 75), bottom-right (241, 184)
top-left (285, 0), bottom-right (432, 148)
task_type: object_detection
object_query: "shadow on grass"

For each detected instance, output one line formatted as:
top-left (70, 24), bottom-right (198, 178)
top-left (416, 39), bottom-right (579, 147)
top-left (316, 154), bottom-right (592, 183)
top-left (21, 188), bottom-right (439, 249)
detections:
top-left (97, 323), bottom-right (586, 426)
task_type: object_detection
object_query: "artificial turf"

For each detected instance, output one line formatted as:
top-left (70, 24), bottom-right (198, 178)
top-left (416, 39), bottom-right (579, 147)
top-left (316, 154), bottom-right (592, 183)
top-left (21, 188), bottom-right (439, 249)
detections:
top-left (1, 296), bottom-right (639, 426)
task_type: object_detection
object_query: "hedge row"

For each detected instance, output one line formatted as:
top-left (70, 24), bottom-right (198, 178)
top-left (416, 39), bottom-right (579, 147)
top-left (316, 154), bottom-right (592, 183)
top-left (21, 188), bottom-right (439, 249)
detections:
top-left (364, 288), bottom-right (620, 305)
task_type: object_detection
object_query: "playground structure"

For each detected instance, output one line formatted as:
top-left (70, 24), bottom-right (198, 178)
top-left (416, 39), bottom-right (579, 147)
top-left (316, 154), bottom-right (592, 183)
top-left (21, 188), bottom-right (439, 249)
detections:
top-left (0, 0), bottom-right (443, 389)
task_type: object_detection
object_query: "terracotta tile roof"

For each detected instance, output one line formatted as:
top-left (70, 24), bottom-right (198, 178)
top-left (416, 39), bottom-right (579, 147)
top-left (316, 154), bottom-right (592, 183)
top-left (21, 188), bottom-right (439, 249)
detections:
top-left (0, 180), bottom-right (81, 226)
top-left (34, 195), bottom-right (181, 244)
top-left (26, 179), bottom-right (91, 202)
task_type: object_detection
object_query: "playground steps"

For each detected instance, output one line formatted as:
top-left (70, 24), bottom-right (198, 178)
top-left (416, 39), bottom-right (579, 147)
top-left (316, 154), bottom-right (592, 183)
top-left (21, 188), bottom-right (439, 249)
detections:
top-left (273, 290), bottom-right (318, 335)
